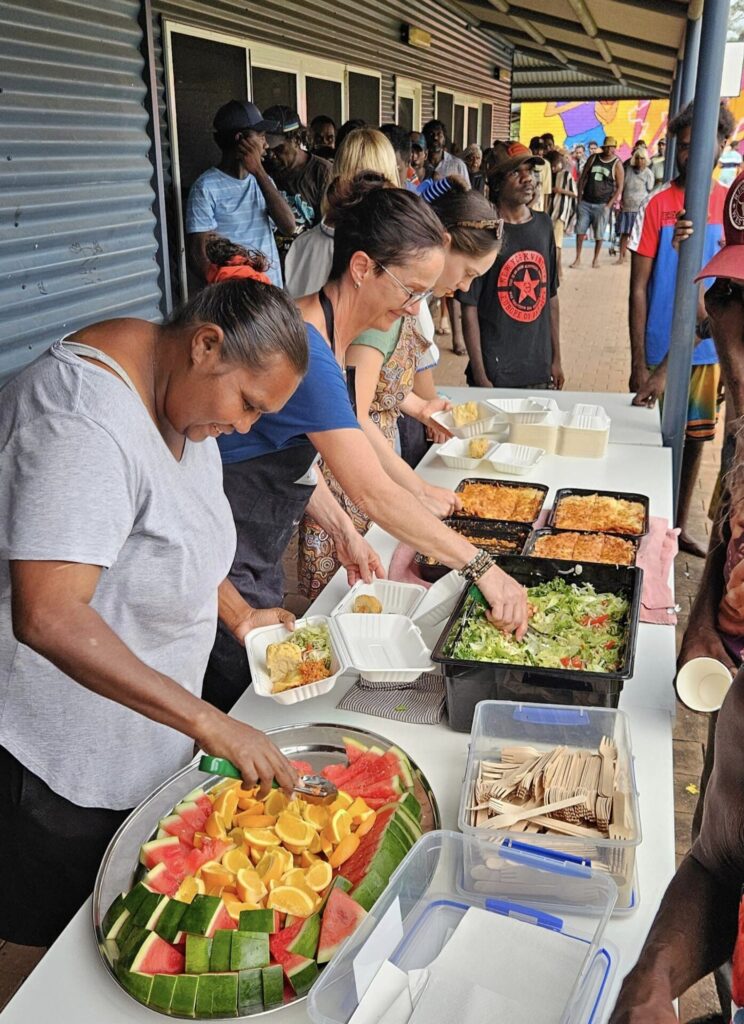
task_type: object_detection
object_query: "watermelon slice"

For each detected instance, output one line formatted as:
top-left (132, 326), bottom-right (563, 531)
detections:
top-left (269, 916), bottom-right (306, 962)
top-left (143, 863), bottom-right (181, 897)
top-left (289, 759), bottom-right (313, 774)
top-left (121, 931), bottom-right (185, 975)
top-left (283, 953), bottom-right (319, 996)
top-left (139, 836), bottom-right (183, 869)
top-left (343, 737), bottom-right (367, 763)
top-left (317, 887), bottom-right (367, 964)
top-left (387, 747), bottom-right (415, 790)
top-left (181, 788), bottom-right (213, 817)
top-left (183, 837), bottom-right (232, 877)
top-left (285, 914), bottom-right (319, 959)
top-left (179, 895), bottom-right (236, 938)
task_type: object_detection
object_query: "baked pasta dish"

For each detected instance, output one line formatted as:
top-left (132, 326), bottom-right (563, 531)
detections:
top-left (458, 482), bottom-right (544, 522)
top-left (531, 531), bottom-right (637, 565)
top-left (553, 493), bottom-right (646, 536)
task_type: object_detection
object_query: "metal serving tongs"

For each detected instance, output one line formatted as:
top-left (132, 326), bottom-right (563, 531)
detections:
top-left (198, 755), bottom-right (338, 804)
top-left (468, 585), bottom-right (558, 646)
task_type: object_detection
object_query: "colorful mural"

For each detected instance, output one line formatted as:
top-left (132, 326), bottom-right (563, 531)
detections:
top-left (518, 69), bottom-right (744, 166)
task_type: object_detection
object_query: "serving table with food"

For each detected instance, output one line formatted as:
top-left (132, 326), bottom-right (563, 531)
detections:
top-left (1, 402), bottom-right (677, 1024)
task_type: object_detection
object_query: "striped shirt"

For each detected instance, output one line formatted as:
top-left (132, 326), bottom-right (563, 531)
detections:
top-left (185, 167), bottom-right (282, 287)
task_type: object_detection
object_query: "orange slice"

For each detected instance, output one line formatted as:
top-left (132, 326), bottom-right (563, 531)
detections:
top-left (300, 850), bottom-right (320, 868)
top-left (255, 851), bottom-right (284, 884)
top-left (236, 867), bottom-right (268, 904)
top-left (213, 787), bottom-right (240, 828)
top-left (264, 790), bottom-right (289, 817)
top-left (330, 791), bottom-right (354, 812)
top-left (354, 811), bottom-right (377, 837)
top-left (328, 833), bottom-right (360, 868)
top-left (347, 798), bottom-right (372, 824)
top-left (302, 804), bottom-right (330, 830)
top-left (237, 788), bottom-right (261, 810)
top-left (235, 808), bottom-right (272, 828)
top-left (222, 892), bottom-right (261, 922)
top-left (320, 835), bottom-right (333, 857)
top-left (274, 847), bottom-right (294, 873)
top-left (199, 861), bottom-right (236, 890)
top-left (286, 798), bottom-right (304, 817)
top-left (282, 867), bottom-right (308, 888)
top-left (275, 814), bottom-right (315, 849)
top-left (221, 847), bottom-right (251, 875)
top-left (308, 830), bottom-right (322, 854)
top-left (328, 808), bottom-right (353, 844)
top-left (204, 811), bottom-right (228, 840)
top-left (266, 885), bottom-right (316, 918)
top-left (237, 814), bottom-right (277, 829)
top-left (174, 875), bottom-right (205, 904)
top-left (304, 859), bottom-right (334, 890)
top-left (242, 827), bottom-right (281, 849)
top-left (210, 779), bottom-right (242, 797)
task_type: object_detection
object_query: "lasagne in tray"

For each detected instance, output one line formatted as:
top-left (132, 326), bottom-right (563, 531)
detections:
top-left (531, 531), bottom-right (637, 566)
top-left (552, 493), bottom-right (646, 536)
top-left (457, 482), bottom-right (544, 522)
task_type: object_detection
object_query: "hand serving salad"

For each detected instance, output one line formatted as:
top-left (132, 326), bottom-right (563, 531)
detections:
top-left (445, 578), bottom-right (629, 672)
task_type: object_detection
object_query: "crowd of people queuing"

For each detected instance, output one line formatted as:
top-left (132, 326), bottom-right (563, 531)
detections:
top-left (2, 88), bottom-right (744, 1024)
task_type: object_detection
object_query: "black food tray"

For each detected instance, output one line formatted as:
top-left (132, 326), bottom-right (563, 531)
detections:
top-left (524, 527), bottom-right (639, 566)
top-left (431, 555), bottom-right (643, 730)
top-left (547, 487), bottom-right (650, 538)
top-left (415, 519), bottom-right (531, 583)
top-left (453, 477), bottom-right (549, 524)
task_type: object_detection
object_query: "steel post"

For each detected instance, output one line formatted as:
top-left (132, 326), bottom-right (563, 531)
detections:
top-left (664, 61), bottom-right (683, 181)
top-left (660, 0), bottom-right (731, 515)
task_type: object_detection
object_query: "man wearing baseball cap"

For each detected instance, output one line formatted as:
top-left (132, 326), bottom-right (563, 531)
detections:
top-left (457, 141), bottom-right (564, 391)
top-left (608, 173), bottom-right (744, 1024)
top-left (185, 99), bottom-right (296, 288)
top-left (262, 105), bottom-right (332, 231)
top-left (571, 135), bottom-right (623, 268)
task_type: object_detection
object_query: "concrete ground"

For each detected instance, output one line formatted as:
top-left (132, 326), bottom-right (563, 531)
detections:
top-left (0, 250), bottom-right (722, 1020)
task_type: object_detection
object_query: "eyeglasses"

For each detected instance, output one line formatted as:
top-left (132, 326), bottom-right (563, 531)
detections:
top-left (375, 262), bottom-right (434, 309)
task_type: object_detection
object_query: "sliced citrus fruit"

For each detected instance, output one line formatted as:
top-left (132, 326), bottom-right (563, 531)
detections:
top-left (354, 810), bottom-right (377, 837)
top-left (205, 811), bottom-right (228, 840)
top-left (302, 804), bottom-right (329, 830)
top-left (242, 827), bottom-right (280, 849)
top-left (304, 859), bottom-right (334, 890)
top-left (237, 787), bottom-right (261, 810)
top-left (199, 860), bottom-right (236, 890)
top-left (211, 778), bottom-right (242, 797)
top-left (267, 885), bottom-right (316, 918)
top-left (282, 868), bottom-right (310, 888)
top-left (328, 808), bottom-right (353, 844)
top-left (256, 851), bottom-right (284, 884)
top-left (235, 807), bottom-right (270, 827)
top-left (264, 789), bottom-right (289, 817)
top-left (320, 835), bottom-right (333, 857)
top-left (236, 814), bottom-right (276, 829)
top-left (308, 830), bottom-right (322, 854)
top-left (286, 798), bottom-right (304, 816)
top-left (213, 787), bottom-right (240, 827)
top-left (328, 833), bottom-right (360, 868)
top-left (330, 791), bottom-right (354, 812)
top-left (347, 797), bottom-right (372, 824)
top-left (236, 867), bottom-right (268, 904)
top-left (274, 846), bottom-right (294, 873)
top-left (222, 892), bottom-right (261, 922)
top-left (275, 813), bottom-right (315, 849)
top-left (174, 875), bottom-right (205, 904)
top-left (221, 847), bottom-right (251, 875)
top-left (300, 849), bottom-right (319, 868)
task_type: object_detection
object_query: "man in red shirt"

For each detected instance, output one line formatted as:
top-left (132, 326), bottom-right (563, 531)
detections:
top-left (628, 100), bottom-right (734, 556)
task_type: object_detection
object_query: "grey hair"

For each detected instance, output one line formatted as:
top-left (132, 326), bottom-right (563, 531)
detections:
top-left (167, 279), bottom-right (308, 376)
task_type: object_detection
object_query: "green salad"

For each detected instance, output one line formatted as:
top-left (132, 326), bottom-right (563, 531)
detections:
top-left (291, 623), bottom-right (332, 668)
top-left (445, 578), bottom-right (629, 672)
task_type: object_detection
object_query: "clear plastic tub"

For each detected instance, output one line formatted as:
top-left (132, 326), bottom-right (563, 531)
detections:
top-left (458, 701), bottom-right (641, 914)
top-left (307, 829), bottom-right (618, 1024)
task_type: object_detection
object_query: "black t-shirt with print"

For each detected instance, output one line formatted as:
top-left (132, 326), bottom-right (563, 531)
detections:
top-left (457, 211), bottom-right (558, 387)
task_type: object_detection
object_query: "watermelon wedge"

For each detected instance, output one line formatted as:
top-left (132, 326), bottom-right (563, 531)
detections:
top-left (283, 953), bottom-right (318, 996)
top-left (343, 738), bottom-right (367, 763)
top-left (140, 836), bottom-right (183, 869)
top-left (289, 759), bottom-right (313, 774)
top-left (121, 931), bottom-right (185, 975)
top-left (143, 863), bottom-right (181, 897)
top-left (317, 887), bottom-right (367, 963)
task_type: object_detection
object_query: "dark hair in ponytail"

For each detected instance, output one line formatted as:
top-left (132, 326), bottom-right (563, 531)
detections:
top-left (168, 279), bottom-right (308, 375)
top-left (326, 172), bottom-right (445, 281)
top-left (205, 236), bottom-right (269, 273)
top-left (428, 176), bottom-right (503, 258)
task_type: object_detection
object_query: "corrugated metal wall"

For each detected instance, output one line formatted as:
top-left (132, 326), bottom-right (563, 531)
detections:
top-left (150, 0), bottom-right (513, 162)
top-left (0, 0), bottom-right (162, 382)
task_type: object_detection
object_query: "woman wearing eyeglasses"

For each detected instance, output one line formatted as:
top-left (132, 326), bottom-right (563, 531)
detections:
top-left (204, 173), bottom-right (527, 714)
top-left (299, 176), bottom-right (505, 600)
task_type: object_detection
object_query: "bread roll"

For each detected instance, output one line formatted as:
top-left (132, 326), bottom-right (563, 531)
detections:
top-left (353, 594), bottom-right (383, 614)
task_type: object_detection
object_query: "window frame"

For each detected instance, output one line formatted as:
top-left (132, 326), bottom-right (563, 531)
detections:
top-left (395, 77), bottom-right (422, 132)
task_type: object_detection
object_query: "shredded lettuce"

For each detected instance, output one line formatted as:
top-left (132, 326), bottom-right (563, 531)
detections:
top-left (445, 577), bottom-right (629, 672)
top-left (290, 624), bottom-right (332, 668)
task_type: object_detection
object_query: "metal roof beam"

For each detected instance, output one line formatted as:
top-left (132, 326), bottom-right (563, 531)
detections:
top-left (506, 43), bottom-right (670, 95)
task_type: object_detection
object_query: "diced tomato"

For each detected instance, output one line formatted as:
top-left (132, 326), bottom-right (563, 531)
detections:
top-left (590, 615), bottom-right (609, 626)
top-left (560, 657), bottom-right (570, 667)
top-left (571, 656), bottom-right (583, 668)
top-left (604, 640), bottom-right (616, 650)
top-left (579, 616), bottom-right (590, 626)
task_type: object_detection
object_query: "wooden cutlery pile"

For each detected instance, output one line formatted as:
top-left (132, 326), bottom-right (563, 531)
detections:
top-left (467, 739), bottom-right (630, 840)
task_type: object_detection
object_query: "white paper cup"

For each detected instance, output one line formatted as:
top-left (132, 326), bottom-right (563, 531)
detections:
top-left (676, 657), bottom-right (733, 712)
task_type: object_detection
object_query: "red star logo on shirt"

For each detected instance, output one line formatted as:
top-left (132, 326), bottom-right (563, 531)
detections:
top-left (514, 268), bottom-right (540, 304)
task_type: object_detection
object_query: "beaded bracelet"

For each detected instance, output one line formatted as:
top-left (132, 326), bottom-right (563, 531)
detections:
top-left (461, 548), bottom-right (496, 584)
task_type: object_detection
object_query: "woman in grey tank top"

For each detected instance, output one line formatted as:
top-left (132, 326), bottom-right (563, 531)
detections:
top-left (0, 279), bottom-right (307, 945)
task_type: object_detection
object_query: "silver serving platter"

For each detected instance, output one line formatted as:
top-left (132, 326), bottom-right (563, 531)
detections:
top-left (93, 722), bottom-right (441, 1018)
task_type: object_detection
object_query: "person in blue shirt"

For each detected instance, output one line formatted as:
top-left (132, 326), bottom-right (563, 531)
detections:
top-left (204, 175), bottom-right (528, 712)
top-left (186, 100), bottom-right (296, 288)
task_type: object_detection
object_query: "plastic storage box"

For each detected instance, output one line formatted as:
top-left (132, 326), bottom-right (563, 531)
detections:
top-left (431, 555), bottom-right (643, 728)
top-left (458, 701), bottom-right (641, 914)
top-left (307, 829), bottom-right (619, 1024)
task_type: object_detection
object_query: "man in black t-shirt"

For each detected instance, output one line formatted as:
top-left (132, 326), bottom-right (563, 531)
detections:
top-left (457, 142), bottom-right (563, 390)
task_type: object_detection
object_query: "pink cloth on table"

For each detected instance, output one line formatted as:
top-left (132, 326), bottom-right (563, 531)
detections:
top-left (388, 513), bottom-right (680, 625)
top-left (636, 515), bottom-right (680, 625)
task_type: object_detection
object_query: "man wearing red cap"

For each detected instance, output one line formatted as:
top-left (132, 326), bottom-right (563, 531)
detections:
top-left (457, 142), bottom-right (564, 391)
top-left (609, 172), bottom-right (744, 1024)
